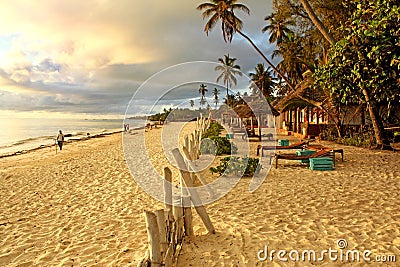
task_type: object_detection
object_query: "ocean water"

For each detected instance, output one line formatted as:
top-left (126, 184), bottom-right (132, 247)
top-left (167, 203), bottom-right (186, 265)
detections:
top-left (0, 117), bottom-right (146, 156)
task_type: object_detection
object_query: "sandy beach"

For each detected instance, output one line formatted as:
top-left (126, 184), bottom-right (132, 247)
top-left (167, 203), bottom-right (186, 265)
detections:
top-left (1, 122), bottom-right (399, 266)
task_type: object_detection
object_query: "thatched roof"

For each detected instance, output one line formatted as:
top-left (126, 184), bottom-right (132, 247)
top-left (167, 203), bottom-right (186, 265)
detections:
top-left (212, 97), bottom-right (280, 119)
top-left (233, 104), bottom-right (254, 118)
top-left (233, 101), bottom-right (280, 118)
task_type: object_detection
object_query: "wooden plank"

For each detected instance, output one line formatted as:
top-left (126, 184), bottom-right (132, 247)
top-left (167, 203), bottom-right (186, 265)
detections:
top-left (163, 245), bottom-right (173, 267)
top-left (154, 209), bottom-right (167, 257)
top-left (163, 167), bottom-right (173, 214)
top-left (172, 148), bottom-right (215, 234)
top-left (182, 146), bottom-right (212, 190)
top-left (144, 211), bottom-right (161, 267)
top-left (182, 195), bottom-right (194, 237)
top-left (173, 196), bottom-right (184, 242)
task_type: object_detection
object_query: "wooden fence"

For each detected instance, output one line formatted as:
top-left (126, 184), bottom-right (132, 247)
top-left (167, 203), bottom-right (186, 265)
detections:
top-left (137, 116), bottom-right (215, 267)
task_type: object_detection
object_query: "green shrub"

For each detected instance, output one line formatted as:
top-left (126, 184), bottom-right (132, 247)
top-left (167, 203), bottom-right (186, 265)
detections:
top-left (210, 156), bottom-right (261, 176)
top-left (202, 121), bottom-right (223, 138)
top-left (319, 126), bottom-right (338, 141)
top-left (337, 132), bottom-right (374, 148)
top-left (200, 136), bottom-right (237, 155)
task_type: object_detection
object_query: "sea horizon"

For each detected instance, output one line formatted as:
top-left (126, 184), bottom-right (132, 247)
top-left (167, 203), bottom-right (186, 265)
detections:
top-left (0, 117), bottom-right (146, 156)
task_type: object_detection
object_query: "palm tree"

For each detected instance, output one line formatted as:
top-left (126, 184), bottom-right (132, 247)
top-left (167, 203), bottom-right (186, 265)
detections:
top-left (189, 99), bottom-right (195, 109)
top-left (297, 0), bottom-right (387, 148)
top-left (262, 12), bottom-right (295, 45)
top-left (197, 0), bottom-right (295, 92)
top-left (198, 83), bottom-right (208, 98)
top-left (213, 88), bottom-right (220, 108)
top-left (198, 83), bottom-right (208, 109)
top-left (197, 0), bottom-right (249, 43)
top-left (300, 0), bottom-right (335, 46)
top-left (199, 97), bottom-right (207, 108)
top-left (249, 63), bottom-right (277, 99)
top-left (215, 54), bottom-right (242, 103)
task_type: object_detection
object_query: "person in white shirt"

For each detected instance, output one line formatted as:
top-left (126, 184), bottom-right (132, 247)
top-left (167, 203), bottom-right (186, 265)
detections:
top-left (56, 130), bottom-right (65, 150)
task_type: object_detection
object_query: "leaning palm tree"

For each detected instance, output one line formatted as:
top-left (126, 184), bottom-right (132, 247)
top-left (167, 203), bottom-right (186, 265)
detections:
top-left (215, 54), bottom-right (241, 103)
top-left (300, 0), bottom-right (335, 46)
top-left (197, 0), bottom-right (295, 92)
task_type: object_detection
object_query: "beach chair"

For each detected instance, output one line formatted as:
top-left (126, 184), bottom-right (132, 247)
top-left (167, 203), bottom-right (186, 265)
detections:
top-left (274, 149), bottom-right (332, 168)
top-left (257, 141), bottom-right (307, 156)
top-left (306, 144), bottom-right (344, 162)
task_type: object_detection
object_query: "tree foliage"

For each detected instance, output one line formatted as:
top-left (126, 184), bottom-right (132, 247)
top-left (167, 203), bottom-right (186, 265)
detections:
top-left (313, 0), bottom-right (400, 146)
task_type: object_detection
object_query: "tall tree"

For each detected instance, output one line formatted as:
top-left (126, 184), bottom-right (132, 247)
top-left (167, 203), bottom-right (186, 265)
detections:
top-left (213, 88), bottom-right (220, 108)
top-left (198, 83), bottom-right (208, 109)
top-left (312, 0), bottom-right (399, 149)
top-left (249, 63), bottom-right (277, 99)
top-left (198, 83), bottom-right (208, 98)
top-left (300, 0), bottom-right (336, 46)
top-left (262, 12), bottom-right (295, 45)
top-left (199, 97), bottom-right (207, 108)
top-left (197, 0), bottom-right (295, 91)
top-left (215, 54), bottom-right (242, 102)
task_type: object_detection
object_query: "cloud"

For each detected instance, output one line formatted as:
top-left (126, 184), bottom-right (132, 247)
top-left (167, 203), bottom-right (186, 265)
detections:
top-left (0, 0), bottom-right (276, 116)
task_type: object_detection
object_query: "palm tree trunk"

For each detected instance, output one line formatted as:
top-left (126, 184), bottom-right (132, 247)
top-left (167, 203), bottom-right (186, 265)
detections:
top-left (222, 16), bottom-right (295, 92)
top-left (361, 87), bottom-right (391, 149)
top-left (300, 0), bottom-right (336, 46)
top-left (235, 29), bottom-right (296, 92)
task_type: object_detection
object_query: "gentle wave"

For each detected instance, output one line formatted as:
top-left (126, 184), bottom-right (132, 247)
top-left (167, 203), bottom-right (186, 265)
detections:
top-left (0, 118), bottom-right (146, 157)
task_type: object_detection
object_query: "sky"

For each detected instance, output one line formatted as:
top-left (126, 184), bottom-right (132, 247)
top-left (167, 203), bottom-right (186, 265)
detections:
top-left (0, 0), bottom-right (278, 118)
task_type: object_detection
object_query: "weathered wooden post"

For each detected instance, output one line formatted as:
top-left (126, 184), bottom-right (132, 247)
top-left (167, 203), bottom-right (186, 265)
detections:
top-left (182, 195), bottom-right (194, 237)
top-left (172, 148), bottom-right (215, 234)
top-left (154, 209), bottom-right (167, 257)
top-left (163, 167), bottom-right (173, 215)
top-left (172, 196), bottom-right (184, 242)
top-left (144, 211), bottom-right (161, 267)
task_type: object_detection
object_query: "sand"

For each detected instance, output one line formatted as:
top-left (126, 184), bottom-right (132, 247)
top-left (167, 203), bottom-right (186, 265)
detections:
top-left (1, 123), bottom-right (399, 266)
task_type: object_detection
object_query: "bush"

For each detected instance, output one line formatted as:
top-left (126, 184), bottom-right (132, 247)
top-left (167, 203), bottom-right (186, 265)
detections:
top-left (337, 132), bottom-right (374, 148)
top-left (202, 121), bottom-right (223, 138)
top-left (210, 156), bottom-right (261, 176)
top-left (200, 136), bottom-right (237, 155)
top-left (319, 126), bottom-right (338, 141)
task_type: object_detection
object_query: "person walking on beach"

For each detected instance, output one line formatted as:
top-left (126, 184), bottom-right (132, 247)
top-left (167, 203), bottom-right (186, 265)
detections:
top-left (56, 130), bottom-right (64, 150)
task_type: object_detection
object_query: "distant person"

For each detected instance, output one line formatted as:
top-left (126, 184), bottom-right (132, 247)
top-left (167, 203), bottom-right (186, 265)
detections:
top-left (56, 130), bottom-right (64, 150)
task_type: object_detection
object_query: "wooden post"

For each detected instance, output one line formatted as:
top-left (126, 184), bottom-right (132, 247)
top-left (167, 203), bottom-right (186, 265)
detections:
top-left (144, 211), bottom-right (161, 267)
top-left (172, 148), bottom-right (215, 234)
top-left (163, 167), bottom-right (173, 213)
top-left (258, 115), bottom-right (262, 141)
top-left (184, 135), bottom-right (189, 152)
top-left (182, 146), bottom-right (215, 197)
top-left (190, 133), bottom-right (196, 160)
top-left (182, 195), bottom-right (194, 237)
top-left (163, 246), bottom-right (173, 267)
top-left (154, 209), bottom-right (167, 256)
top-left (173, 196), bottom-right (184, 242)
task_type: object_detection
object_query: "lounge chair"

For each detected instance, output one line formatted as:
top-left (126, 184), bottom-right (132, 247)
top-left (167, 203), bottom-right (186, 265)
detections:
top-left (306, 144), bottom-right (344, 162)
top-left (274, 149), bottom-right (332, 168)
top-left (257, 141), bottom-right (307, 156)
